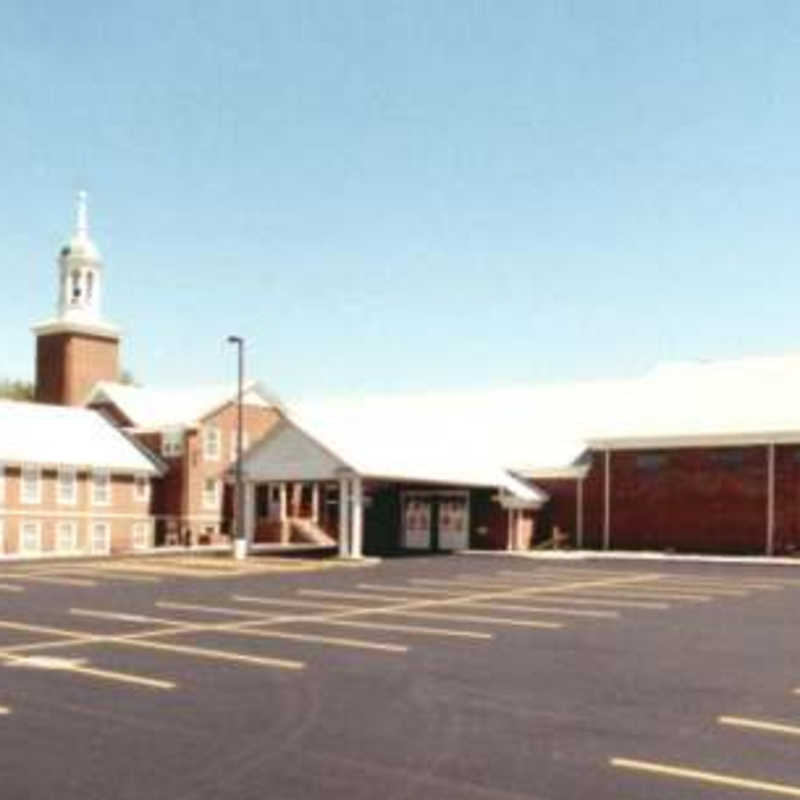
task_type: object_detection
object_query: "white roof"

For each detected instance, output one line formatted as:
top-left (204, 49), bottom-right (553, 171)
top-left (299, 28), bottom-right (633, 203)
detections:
top-left (275, 352), bottom-right (800, 484)
top-left (87, 381), bottom-right (275, 429)
top-left (0, 401), bottom-right (161, 474)
top-left (279, 397), bottom-right (547, 503)
top-left (588, 352), bottom-right (800, 447)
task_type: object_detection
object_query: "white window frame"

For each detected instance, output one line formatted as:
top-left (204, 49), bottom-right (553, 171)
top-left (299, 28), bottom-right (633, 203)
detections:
top-left (19, 521), bottom-right (42, 555)
top-left (161, 429), bottom-right (184, 457)
top-left (90, 521), bottom-right (111, 555)
top-left (202, 478), bottom-right (220, 510)
top-left (133, 474), bottom-right (150, 503)
top-left (131, 521), bottom-right (151, 550)
top-left (57, 466), bottom-right (77, 505)
top-left (229, 430), bottom-right (249, 462)
top-left (55, 520), bottom-right (79, 553)
top-left (203, 426), bottom-right (221, 461)
top-left (20, 464), bottom-right (41, 504)
top-left (91, 469), bottom-right (111, 506)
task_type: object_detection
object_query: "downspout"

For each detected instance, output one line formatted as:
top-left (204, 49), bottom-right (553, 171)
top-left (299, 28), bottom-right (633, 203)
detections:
top-left (603, 449), bottom-right (611, 550)
top-left (766, 443), bottom-right (775, 556)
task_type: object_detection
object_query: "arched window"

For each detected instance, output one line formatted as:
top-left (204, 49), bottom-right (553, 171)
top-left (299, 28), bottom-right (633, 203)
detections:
top-left (71, 270), bottom-right (81, 302)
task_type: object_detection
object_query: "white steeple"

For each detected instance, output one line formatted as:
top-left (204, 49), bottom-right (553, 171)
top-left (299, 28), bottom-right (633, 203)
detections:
top-left (57, 191), bottom-right (104, 322)
top-left (33, 192), bottom-right (119, 339)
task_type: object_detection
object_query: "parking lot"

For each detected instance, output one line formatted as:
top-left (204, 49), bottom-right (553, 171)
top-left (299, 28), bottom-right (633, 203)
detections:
top-left (0, 553), bottom-right (798, 799)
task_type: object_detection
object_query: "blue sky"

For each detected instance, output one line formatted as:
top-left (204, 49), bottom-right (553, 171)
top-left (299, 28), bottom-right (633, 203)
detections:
top-left (4, 1), bottom-right (800, 399)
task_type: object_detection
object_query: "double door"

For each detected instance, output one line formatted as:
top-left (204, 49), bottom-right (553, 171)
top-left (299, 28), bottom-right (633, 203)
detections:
top-left (402, 492), bottom-right (469, 551)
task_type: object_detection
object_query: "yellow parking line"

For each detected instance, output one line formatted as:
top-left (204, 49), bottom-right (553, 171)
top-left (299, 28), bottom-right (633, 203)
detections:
top-left (233, 595), bottom-right (352, 611)
top-left (113, 637), bottom-right (305, 670)
top-left (407, 579), bottom-right (670, 609)
top-left (719, 716), bottom-right (800, 737)
top-left (443, 577), bottom-right (714, 602)
top-left (5, 654), bottom-right (175, 690)
top-left (297, 590), bottom-right (618, 619)
top-left (610, 757), bottom-right (800, 796)
top-left (0, 574), bottom-right (96, 587)
top-left (156, 601), bottom-right (279, 619)
top-left (0, 584), bottom-right (24, 593)
top-left (93, 563), bottom-right (234, 578)
top-left (357, 583), bottom-right (465, 596)
top-left (292, 618), bottom-right (493, 639)
top-left (223, 628), bottom-right (408, 653)
top-left (0, 706), bottom-right (9, 715)
top-left (367, 608), bottom-right (563, 629)
top-left (70, 608), bottom-right (188, 627)
top-left (0, 620), bottom-right (94, 639)
top-left (35, 567), bottom-right (162, 583)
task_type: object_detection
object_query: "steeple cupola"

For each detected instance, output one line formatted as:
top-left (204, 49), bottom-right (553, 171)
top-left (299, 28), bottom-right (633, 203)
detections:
top-left (57, 191), bottom-right (104, 322)
top-left (32, 193), bottom-right (121, 406)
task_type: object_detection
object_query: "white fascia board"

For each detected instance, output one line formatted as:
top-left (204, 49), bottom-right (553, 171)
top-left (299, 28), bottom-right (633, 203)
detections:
top-left (32, 318), bottom-right (121, 339)
top-left (587, 430), bottom-right (800, 450)
top-left (513, 465), bottom-right (590, 480)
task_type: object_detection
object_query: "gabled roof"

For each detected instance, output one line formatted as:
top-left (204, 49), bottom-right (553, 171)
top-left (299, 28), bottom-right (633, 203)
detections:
top-left (0, 400), bottom-right (162, 474)
top-left (242, 399), bottom-right (548, 504)
top-left (86, 381), bottom-right (278, 430)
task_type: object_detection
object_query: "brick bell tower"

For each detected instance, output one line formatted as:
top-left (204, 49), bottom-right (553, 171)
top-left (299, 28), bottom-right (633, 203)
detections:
top-left (32, 192), bottom-right (120, 406)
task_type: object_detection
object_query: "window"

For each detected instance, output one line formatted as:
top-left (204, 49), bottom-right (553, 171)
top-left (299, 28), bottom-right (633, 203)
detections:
top-left (203, 426), bottom-right (221, 461)
top-left (161, 429), bottom-right (184, 457)
top-left (20, 521), bottom-right (42, 554)
top-left (133, 475), bottom-right (150, 502)
top-left (21, 464), bottom-right (41, 504)
top-left (203, 478), bottom-right (220, 509)
top-left (92, 470), bottom-right (111, 505)
top-left (131, 521), bottom-right (151, 550)
top-left (229, 430), bottom-right (249, 462)
top-left (56, 521), bottom-right (79, 552)
top-left (635, 453), bottom-right (668, 472)
top-left (711, 449), bottom-right (746, 468)
top-left (90, 522), bottom-right (110, 554)
top-left (57, 467), bottom-right (77, 504)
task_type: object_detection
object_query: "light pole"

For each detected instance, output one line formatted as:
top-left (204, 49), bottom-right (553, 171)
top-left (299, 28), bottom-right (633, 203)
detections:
top-left (227, 335), bottom-right (246, 560)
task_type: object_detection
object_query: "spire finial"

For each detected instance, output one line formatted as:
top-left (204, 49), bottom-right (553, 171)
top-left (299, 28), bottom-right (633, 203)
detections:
top-left (76, 190), bottom-right (89, 238)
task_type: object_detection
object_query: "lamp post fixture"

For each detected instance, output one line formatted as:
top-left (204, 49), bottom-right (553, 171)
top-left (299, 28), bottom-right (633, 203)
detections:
top-left (227, 335), bottom-right (246, 560)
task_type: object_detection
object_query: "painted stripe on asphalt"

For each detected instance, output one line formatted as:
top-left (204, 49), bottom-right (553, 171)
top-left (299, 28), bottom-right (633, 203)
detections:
top-left (719, 716), bottom-right (800, 737)
top-left (293, 618), bottom-right (493, 639)
top-left (0, 574), bottom-right (96, 587)
top-left (223, 628), bottom-right (408, 653)
top-left (156, 601), bottom-right (280, 619)
top-left (0, 705), bottom-right (10, 714)
top-left (113, 638), bottom-right (305, 670)
top-left (611, 757), bottom-right (800, 796)
top-left (0, 584), bottom-right (24, 593)
top-left (297, 589), bottom-right (618, 619)
top-left (5, 655), bottom-right (175, 690)
top-left (368, 609), bottom-right (563, 629)
top-left (70, 608), bottom-right (188, 627)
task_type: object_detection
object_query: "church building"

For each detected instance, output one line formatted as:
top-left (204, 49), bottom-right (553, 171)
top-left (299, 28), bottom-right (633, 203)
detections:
top-left (3, 193), bottom-right (800, 561)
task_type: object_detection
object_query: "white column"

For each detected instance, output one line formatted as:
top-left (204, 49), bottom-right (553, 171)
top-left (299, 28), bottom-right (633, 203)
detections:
top-left (338, 478), bottom-right (350, 558)
top-left (506, 507), bottom-right (513, 551)
top-left (766, 443), bottom-right (776, 556)
top-left (350, 477), bottom-right (363, 559)
top-left (576, 477), bottom-right (584, 549)
top-left (279, 482), bottom-right (288, 543)
top-left (311, 483), bottom-right (320, 523)
top-left (244, 481), bottom-right (256, 547)
top-left (603, 450), bottom-right (611, 551)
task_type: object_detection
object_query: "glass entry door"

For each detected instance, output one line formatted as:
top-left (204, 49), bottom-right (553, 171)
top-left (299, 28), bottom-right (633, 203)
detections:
top-left (403, 495), bottom-right (432, 549)
top-left (438, 494), bottom-right (469, 550)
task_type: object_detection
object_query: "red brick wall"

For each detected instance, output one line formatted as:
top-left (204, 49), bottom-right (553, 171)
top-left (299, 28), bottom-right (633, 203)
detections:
top-left (533, 478), bottom-right (580, 545)
top-left (0, 465), bottom-right (155, 557)
top-left (35, 332), bottom-right (118, 406)
top-left (583, 446), bottom-right (772, 554)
